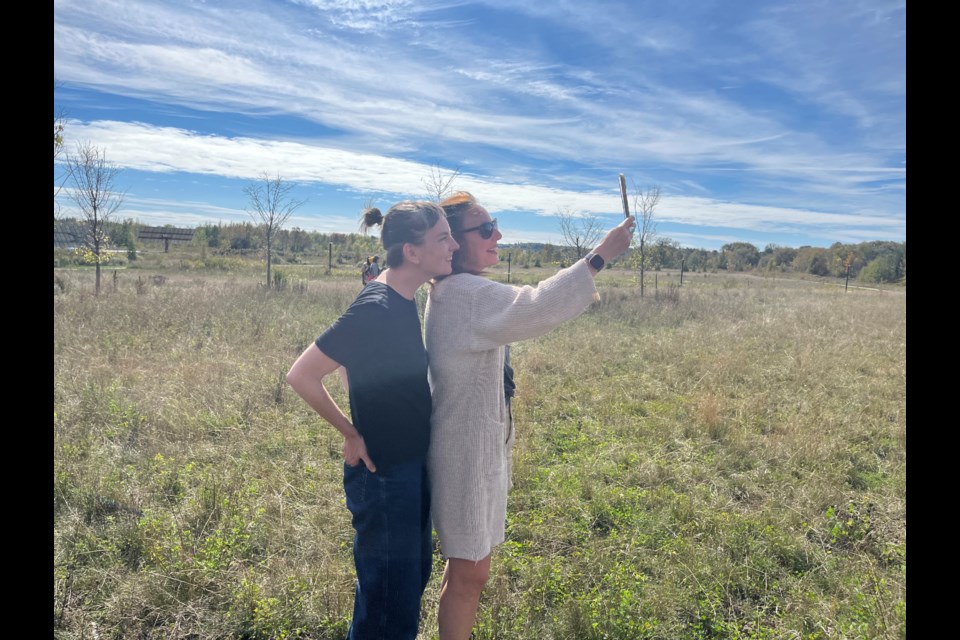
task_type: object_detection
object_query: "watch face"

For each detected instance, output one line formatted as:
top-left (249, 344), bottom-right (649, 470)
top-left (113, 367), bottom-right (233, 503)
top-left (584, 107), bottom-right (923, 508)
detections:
top-left (589, 254), bottom-right (605, 270)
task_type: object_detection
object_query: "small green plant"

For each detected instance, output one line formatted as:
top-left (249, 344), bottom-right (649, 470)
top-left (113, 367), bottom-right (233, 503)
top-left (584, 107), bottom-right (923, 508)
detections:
top-left (825, 500), bottom-right (874, 551)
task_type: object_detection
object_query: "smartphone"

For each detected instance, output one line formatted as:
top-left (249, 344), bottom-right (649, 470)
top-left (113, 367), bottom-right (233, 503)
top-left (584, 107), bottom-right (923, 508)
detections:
top-left (618, 173), bottom-right (631, 218)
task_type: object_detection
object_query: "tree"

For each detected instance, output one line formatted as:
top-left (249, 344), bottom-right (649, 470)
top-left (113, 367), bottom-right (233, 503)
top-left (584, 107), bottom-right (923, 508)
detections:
top-left (65, 142), bottom-right (125, 295)
top-left (244, 172), bottom-right (305, 289)
top-left (288, 227), bottom-right (314, 254)
top-left (858, 254), bottom-right (902, 284)
top-left (759, 246), bottom-right (797, 271)
top-left (648, 237), bottom-right (682, 270)
top-left (556, 206), bottom-right (605, 261)
top-left (54, 99), bottom-right (67, 220)
top-left (721, 242), bottom-right (760, 271)
top-left (684, 248), bottom-right (709, 272)
top-left (53, 112), bottom-right (64, 165)
top-left (793, 246), bottom-right (830, 276)
top-left (632, 185), bottom-right (661, 297)
top-left (421, 163), bottom-right (461, 202)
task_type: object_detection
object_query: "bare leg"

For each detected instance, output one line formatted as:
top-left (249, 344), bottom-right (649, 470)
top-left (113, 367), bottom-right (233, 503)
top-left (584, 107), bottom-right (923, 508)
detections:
top-left (438, 555), bottom-right (492, 640)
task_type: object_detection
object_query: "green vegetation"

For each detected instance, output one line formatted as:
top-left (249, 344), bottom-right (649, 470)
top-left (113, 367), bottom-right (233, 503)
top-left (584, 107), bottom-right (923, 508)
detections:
top-left (54, 260), bottom-right (905, 639)
top-left (53, 218), bottom-right (907, 286)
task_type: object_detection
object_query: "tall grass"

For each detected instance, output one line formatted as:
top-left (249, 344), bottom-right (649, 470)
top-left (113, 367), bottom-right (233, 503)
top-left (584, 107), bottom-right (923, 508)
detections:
top-left (54, 267), bottom-right (905, 639)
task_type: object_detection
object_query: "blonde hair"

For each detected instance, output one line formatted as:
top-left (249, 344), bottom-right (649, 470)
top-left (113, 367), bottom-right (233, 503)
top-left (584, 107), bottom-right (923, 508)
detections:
top-left (439, 191), bottom-right (485, 276)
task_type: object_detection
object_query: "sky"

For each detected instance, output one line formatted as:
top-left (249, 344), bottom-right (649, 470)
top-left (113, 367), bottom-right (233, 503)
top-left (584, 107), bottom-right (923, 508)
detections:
top-left (53, 0), bottom-right (906, 251)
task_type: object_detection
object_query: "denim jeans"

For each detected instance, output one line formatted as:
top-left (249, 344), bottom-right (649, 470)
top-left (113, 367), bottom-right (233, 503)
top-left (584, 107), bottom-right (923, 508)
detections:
top-left (343, 458), bottom-right (432, 640)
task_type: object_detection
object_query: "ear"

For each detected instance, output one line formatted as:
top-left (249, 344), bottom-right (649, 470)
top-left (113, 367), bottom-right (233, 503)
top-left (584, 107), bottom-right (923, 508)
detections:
top-left (402, 242), bottom-right (420, 265)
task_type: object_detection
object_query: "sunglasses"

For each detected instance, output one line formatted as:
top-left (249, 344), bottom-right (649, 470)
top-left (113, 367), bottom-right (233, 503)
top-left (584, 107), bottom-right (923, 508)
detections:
top-left (461, 218), bottom-right (498, 240)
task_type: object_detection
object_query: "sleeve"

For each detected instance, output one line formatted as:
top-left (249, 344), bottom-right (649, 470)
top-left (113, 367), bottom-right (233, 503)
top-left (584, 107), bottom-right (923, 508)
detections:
top-left (466, 259), bottom-right (598, 351)
top-left (316, 300), bottom-right (382, 368)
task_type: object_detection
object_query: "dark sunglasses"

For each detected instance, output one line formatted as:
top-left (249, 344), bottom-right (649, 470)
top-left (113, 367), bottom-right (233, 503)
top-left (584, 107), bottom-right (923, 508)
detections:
top-left (461, 218), bottom-right (498, 240)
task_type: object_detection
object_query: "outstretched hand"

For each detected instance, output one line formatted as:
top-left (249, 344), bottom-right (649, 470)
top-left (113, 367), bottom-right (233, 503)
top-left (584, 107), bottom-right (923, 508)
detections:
top-left (594, 215), bottom-right (636, 263)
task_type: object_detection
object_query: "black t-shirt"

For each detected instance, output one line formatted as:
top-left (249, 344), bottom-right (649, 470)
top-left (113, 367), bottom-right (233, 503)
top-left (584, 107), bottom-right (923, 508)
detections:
top-left (316, 282), bottom-right (432, 470)
top-left (504, 344), bottom-right (516, 407)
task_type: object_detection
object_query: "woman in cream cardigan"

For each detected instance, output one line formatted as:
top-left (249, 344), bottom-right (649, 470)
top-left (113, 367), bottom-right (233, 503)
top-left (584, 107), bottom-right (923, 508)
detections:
top-left (425, 192), bottom-right (635, 639)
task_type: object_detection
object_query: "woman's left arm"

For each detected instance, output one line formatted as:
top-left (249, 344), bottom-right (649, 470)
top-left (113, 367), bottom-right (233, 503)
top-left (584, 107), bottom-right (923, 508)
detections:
top-left (464, 261), bottom-right (599, 349)
top-left (470, 216), bottom-right (634, 348)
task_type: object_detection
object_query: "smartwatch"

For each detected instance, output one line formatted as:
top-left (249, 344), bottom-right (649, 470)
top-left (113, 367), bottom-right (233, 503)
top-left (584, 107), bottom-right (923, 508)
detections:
top-left (584, 252), bottom-right (605, 271)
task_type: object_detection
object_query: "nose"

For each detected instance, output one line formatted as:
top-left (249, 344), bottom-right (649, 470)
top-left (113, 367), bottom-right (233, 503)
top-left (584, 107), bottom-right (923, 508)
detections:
top-left (494, 228), bottom-right (503, 241)
top-left (450, 238), bottom-right (460, 251)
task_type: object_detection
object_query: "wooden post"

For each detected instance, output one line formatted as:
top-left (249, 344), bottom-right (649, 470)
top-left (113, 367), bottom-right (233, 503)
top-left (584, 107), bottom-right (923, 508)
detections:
top-left (507, 253), bottom-right (512, 283)
top-left (680, 259), bottom-right (685, 286)
top-left (327, 242), bottom-right (333, 275)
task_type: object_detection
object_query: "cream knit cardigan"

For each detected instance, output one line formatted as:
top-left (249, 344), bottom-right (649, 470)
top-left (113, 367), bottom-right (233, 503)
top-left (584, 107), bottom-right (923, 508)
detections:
top-left (425, 260), bottom-right (599, 561)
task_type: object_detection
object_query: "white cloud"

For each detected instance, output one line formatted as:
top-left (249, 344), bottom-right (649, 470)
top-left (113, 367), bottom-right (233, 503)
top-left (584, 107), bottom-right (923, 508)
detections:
top-left (54, 0), bottom-right (904, 247)
top-left (61, 119), bottom-right (903, 243)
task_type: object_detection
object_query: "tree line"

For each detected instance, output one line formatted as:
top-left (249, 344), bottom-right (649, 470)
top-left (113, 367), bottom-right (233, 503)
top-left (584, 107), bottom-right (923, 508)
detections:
top-left (619, 238), bottom-right (905, 285)
top-left (55, 217), bottom-right (905, 286)
top-left (53, 107), bottom-right (902, 291)
top-left (54, 89), bottom-right (905, 292)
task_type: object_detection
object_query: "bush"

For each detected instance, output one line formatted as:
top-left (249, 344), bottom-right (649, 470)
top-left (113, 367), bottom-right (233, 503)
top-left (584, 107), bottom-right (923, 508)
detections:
top-left (858, 254), bottom-right (902, 284)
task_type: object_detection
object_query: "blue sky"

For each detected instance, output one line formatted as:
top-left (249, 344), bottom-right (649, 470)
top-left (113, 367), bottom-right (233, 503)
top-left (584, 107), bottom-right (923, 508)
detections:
top-left (54, 0), bottom-right (905, 251)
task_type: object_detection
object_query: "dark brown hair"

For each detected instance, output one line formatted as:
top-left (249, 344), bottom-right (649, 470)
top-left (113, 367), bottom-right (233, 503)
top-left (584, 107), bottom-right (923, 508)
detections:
top-left (360, 201), bottom-right (444, 268)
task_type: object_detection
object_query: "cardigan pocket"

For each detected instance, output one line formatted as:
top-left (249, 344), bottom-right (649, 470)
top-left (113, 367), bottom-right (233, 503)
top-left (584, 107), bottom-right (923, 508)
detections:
top-left (481, 420), bottom-right (505, 478)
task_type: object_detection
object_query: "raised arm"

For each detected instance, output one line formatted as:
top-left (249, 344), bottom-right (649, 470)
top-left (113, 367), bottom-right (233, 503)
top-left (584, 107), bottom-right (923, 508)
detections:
top-left (286, 343), bottom-right (376, 472)
top-left (457, 216), bottom-right (636, 349)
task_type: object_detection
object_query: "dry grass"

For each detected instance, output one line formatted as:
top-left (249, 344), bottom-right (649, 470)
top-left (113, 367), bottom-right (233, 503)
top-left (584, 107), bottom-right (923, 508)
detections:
top-left (54, 266), bottom-right (905, 639)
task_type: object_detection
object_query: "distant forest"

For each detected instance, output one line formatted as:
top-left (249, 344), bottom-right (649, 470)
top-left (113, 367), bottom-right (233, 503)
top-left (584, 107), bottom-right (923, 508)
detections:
top-left (54, 218), bottom-right (906, 285)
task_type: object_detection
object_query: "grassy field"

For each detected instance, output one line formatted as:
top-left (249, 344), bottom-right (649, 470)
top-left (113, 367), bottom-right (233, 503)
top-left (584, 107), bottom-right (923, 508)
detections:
top-left (53, 262), bottom-right (905, 639)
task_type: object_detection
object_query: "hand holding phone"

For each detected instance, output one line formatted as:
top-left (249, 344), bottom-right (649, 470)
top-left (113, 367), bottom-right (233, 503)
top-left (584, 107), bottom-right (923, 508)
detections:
top-left (619, 173), bottom-right (630, 219)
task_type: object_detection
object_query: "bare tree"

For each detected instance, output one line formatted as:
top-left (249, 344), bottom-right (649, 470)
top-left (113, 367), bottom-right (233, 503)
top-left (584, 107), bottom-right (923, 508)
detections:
top-left (421, 163), bottom-right (461, 202)
top-left (53, 112), bottom-right (65, 163)
top-left (557, 206), bottom-right (605, 262)
top-left (244, 172), bottom-right (305, 288)
top-left (54, 91), bottom-right (67, 220)
top-left (66, 142), bottom-right (125, 295)
top-left (632, 185), bottom-right (661, 298)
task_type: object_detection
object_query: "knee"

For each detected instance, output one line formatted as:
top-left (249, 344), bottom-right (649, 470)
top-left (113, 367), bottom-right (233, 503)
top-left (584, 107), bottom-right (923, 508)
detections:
top-left (447, 557), bottom-right (491, 597)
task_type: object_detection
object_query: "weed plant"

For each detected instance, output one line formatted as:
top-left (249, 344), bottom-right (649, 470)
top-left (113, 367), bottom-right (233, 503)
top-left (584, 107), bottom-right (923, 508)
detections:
top-left (53, 267), bottom-right (905, 639)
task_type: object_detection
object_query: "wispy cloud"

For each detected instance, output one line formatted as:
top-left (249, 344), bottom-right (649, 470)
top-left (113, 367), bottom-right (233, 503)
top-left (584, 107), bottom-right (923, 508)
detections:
top-left (61, 119), bottom-right (903, 244)
top-left (54, 0), bottom-right (904, 248)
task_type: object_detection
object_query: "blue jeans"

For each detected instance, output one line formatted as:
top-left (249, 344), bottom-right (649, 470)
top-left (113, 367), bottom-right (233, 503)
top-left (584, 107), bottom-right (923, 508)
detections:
top-left (343, 458), bottom-right (432, 640)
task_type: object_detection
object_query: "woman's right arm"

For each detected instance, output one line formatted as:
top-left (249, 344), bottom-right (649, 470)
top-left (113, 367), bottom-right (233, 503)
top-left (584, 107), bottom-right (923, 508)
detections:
top-left (286, 343), bottom-right (376, 472)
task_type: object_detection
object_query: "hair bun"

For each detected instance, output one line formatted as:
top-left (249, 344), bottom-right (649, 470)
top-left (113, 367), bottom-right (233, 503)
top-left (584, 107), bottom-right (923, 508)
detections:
top-left (363, 207), bottom-right (384, 227)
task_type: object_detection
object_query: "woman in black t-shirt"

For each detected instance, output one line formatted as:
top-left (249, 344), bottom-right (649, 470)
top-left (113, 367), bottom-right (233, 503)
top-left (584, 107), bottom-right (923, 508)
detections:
top-left (287, 201), bottom-right (459, 640)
